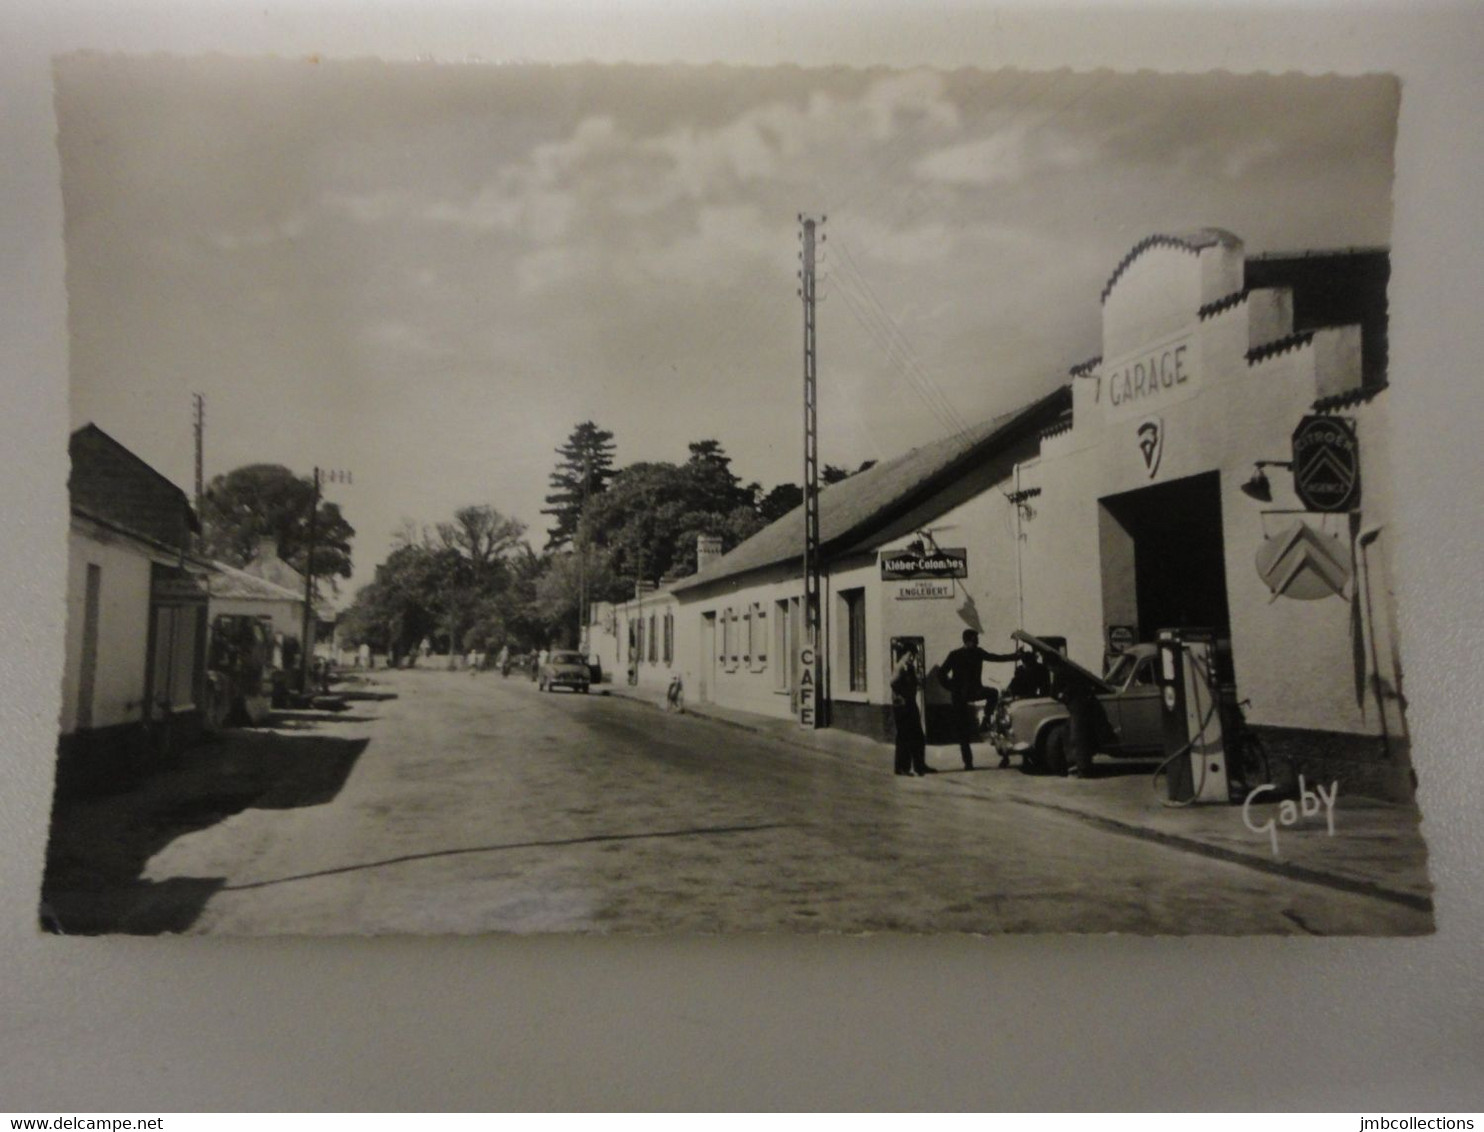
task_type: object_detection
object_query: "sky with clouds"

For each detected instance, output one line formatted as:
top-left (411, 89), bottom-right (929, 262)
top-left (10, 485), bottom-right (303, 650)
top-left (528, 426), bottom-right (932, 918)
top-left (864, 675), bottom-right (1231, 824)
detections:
top-left (58, 56), bottom-right (1398, 593)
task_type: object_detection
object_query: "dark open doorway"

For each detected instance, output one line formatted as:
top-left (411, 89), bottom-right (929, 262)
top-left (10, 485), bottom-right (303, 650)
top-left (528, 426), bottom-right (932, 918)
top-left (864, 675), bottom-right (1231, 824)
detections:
top-left (1099, 471), bottom-right (1230, 644)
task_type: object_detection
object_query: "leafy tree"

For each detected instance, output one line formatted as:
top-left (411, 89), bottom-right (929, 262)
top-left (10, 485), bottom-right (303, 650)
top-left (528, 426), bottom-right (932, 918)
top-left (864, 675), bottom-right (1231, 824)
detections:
top-left (435, 505), bottom-right (526, 582)
top-left (577, 441), bottom-right (765, 588)
top-left (339, 542), bottom-right (452, 658)
top-left (200, 464), bottom-right (355, 584)
top-left (686, 439), bottom-right (754, 514)
top-left (532, 550), bottom-right (608, 649)
top-left (542, 421), bottom-right (616, 550)
top-left (758, 482), bottom-right (804, 522)
top-left (821, 459), bottom-right (878, 487)
top-left (339, 505), bottom-right (532, 659)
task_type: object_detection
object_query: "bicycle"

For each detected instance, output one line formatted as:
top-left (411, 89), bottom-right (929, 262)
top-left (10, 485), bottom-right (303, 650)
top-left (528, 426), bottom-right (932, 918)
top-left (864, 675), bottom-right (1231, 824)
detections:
top-left (1227, 700), bottom-right (1301, 799)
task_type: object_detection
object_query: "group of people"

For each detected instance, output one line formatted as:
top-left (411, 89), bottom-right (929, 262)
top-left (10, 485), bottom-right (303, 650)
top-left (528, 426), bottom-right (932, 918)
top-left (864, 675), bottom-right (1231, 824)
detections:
top-left (890, 628), bottom-right (1094, 778)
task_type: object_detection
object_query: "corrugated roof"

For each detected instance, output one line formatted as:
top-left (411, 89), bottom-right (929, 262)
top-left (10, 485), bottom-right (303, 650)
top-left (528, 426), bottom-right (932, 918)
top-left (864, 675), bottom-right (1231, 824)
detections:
top-left (207, 561), bottom-right (304, 603)
top-left (69, 424), bottom-right (198, 552)
top-left (671, 385), bottom-right (1070, 594)
top-left (242, 552), bottom-right (306, 594)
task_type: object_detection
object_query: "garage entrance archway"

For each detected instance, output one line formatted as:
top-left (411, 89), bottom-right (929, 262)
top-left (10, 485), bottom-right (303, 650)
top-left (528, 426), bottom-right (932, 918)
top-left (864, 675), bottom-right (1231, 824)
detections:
top-left (1098, 471), bottom-right (1230, 648)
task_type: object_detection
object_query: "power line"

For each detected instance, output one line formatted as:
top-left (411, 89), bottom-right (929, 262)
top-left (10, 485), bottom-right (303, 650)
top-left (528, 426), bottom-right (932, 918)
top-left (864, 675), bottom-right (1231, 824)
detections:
top-left (833, 240), bottom-right (972, 435)
top-left (830, 252), bottom-right (963, 432)
top-left (831, 276), bottom-right (962, 438)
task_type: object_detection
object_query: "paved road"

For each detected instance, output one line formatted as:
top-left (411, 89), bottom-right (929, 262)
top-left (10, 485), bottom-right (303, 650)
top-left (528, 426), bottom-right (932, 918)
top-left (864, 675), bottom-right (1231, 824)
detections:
top-left (136, 669), bottom-right (1426, 935)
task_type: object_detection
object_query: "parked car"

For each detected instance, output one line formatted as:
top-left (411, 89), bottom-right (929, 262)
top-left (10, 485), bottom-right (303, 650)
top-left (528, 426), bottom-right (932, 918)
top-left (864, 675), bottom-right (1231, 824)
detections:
top-left (537, 650), bottom-right (591, 694)
top-left (989, 632), bottom-right (1164, 775)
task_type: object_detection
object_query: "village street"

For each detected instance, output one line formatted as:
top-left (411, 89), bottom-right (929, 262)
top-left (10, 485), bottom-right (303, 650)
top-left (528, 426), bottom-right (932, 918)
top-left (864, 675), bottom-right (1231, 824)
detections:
top-left (38, 669), bottom-right (1427, 937)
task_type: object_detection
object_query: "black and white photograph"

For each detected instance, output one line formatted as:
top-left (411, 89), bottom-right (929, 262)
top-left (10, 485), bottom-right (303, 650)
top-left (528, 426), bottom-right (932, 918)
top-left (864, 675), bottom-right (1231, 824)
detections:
top-left (41, 54), bottom-right (1435, 937)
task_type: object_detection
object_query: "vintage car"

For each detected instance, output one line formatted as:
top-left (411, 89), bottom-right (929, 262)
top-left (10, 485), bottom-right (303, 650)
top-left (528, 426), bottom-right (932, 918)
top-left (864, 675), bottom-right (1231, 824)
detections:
top-left (988, 632), bottom-right (1165, 775)
top-left (537, 649), bottom-right (592, 694)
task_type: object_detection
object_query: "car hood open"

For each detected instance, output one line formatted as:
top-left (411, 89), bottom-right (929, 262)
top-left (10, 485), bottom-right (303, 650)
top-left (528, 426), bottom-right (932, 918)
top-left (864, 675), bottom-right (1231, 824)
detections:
top-left (1011, 630), bottom-right (1115, 695)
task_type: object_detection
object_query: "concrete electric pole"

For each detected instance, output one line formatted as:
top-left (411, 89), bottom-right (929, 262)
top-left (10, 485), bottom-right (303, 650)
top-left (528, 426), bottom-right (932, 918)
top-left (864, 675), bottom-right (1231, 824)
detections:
top-left (799, 214), bottom-right (825, 729)
top-left (300, 467), bottom-right (351, 695)
top-left (192, 393), bottom-right (205, 545)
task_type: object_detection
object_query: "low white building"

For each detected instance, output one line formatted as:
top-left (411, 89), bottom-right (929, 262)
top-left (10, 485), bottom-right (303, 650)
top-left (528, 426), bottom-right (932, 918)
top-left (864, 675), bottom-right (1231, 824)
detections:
top-left (206, 559), bottom-right (305, 642)
top-left (667, 391), bottom-right (1070, 742)
top-left (588, 581), bottom-right (682, 695)
top-left (59, 425), bottom-right (207, 793)
top-left (236, 535), bottom-right (338, 659)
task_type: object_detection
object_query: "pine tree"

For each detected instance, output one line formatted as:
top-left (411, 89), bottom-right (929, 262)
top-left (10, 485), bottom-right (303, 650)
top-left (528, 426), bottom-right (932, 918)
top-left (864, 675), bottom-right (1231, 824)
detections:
top-left (542, 421), bottom-right (616, 549)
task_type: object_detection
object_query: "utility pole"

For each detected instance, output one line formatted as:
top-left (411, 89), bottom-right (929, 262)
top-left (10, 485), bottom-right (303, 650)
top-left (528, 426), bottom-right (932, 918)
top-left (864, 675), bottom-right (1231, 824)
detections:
top-left (299, 467), bottom-right (321, 695)
top-left (192, 393), bottom-right (205, 547)
top-left (578, 449), bottom-right (591, 653)
top-left (300, 467), bottom-right (352, 695)
top-left (799, 214), bottom-right (825, 729)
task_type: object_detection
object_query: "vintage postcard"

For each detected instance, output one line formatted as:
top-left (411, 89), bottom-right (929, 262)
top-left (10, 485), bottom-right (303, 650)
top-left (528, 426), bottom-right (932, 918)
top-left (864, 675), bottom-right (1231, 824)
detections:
top-left (42, 55), bottom-right (1433, 935)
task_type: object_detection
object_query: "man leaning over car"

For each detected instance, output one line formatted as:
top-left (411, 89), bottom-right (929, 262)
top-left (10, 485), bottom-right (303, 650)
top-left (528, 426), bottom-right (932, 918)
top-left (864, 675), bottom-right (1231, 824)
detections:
top-left (937, 629), bottom-right (1017, 770)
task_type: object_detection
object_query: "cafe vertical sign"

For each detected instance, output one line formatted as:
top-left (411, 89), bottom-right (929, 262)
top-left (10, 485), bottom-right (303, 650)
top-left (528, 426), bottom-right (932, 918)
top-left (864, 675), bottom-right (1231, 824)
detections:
top-left (798, 637), bottom-right (817, 728)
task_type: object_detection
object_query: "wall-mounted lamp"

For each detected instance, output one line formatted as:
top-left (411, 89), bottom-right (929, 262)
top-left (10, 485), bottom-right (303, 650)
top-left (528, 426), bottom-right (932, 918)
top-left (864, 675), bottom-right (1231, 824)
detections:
top-left (1240, 459), bottom-right (1293, 503)
top-left (1005, 486), bottom-right (1042, 519)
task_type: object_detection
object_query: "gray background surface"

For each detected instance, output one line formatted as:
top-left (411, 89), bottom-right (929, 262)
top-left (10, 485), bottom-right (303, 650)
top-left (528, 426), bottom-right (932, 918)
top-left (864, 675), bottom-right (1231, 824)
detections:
top-left (2, 0), bottom-right (1480, 1112)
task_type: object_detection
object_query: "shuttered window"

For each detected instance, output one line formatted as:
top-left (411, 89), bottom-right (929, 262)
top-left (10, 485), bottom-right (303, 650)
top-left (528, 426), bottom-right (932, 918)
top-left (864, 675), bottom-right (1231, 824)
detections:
top-left (843, 588), bottom-right (867, 693)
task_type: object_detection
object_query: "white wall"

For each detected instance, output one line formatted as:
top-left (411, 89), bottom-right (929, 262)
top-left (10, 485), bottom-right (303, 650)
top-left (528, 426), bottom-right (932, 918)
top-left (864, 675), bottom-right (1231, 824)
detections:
top-left (59, 523), bottom-right (153, 735)
top-left (1019, 239), bottom-right (1392, 737)
top-left (873, 485), bottom-right (1026, 705)
top-left (679, 457), bottom-right (1029, 719)
top-left (589, 592), bottom-right (680, 692)
top-left (684, 566), bottom-right (802, 720)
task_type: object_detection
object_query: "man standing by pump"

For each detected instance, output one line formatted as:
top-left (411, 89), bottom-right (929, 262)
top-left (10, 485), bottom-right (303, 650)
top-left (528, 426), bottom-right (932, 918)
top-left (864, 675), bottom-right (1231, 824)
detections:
top-left (937, 629), bottom-right (1018, 769)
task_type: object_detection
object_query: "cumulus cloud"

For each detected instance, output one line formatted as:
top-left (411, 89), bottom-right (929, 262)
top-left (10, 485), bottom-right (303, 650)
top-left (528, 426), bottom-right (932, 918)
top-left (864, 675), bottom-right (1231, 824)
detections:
top-left (362, 318), bottom-right (446, 358)
top-left (859, 69), bottom-right (961, 140)
top-left (516, 245), bottom-right (584, 295)
top-left (630, 203), bottom-right (791, 286)
top-left (209, 212), bottom-right (308, 251)
top-left (913, 119), bottom-right (1093, 186)
top-left (323, 190), bottom-right (411, 225)
top-left (424, 185), bottom-right (576, 241)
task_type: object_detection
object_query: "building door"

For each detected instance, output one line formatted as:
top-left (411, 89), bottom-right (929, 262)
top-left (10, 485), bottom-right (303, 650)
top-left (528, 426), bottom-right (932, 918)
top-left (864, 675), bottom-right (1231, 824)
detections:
top-left (700, 612), bottom-right (716, 703)
top-left (788, 597), bottom-right (803, 715)
top-left (77, 563), bottom-right (102, 730)
top-left (1099, 471), bottom-right (1231, 647)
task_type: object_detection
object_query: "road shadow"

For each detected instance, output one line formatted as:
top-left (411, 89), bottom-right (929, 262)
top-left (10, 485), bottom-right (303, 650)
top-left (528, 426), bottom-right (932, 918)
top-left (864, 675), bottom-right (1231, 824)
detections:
top-left (40, 722), bottom-right (368, 935)
top-left (1085, 758), bottom-right (1163, 779)
top-left (269, 711), bottom-right (382, 728)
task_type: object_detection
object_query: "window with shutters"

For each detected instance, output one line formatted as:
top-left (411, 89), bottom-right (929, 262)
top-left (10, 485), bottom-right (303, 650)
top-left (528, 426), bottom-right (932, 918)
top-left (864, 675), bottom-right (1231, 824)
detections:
top-left (842, 588), bottom-right (867, 693)
top-left (750, 603), bottom-right (768, 672)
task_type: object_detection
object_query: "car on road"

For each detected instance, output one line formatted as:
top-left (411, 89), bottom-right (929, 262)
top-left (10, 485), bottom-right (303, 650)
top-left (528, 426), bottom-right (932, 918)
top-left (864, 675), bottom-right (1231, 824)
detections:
top-left (988, 632), bottom-right (1165, 775)
top-left (537, 650), bottom-right (591, 694)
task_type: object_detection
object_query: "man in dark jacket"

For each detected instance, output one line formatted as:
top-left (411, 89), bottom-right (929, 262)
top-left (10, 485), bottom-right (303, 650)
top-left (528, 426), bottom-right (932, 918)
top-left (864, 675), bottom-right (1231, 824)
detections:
top-left (1046, 654), bottom-right (1102, 779)
top-left (937, 629), bottom-right (1018, 769)
top-left (890, 640), bottom-right (931, 777)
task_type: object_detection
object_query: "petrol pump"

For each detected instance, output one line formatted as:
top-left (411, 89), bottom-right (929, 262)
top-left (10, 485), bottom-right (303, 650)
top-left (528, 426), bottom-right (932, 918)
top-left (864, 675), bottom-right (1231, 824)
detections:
top-left (1156, 627), bottom-right (1232, 803)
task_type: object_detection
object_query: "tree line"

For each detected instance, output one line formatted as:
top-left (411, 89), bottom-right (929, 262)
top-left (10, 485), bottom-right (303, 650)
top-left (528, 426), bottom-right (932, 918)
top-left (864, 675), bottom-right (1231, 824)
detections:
top-left (199, 424), bottom-right (874, 661)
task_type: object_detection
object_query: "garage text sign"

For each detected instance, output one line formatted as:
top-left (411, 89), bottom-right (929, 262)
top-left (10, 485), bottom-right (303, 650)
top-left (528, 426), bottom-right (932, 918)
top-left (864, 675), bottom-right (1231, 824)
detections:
top-left (1102, 330), bottom-right (1198, 422)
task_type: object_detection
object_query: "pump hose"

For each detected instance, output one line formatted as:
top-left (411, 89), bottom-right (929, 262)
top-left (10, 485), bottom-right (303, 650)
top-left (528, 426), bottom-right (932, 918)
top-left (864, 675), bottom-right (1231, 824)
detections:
top-left (1152, 652), bottom-right (1220, 809)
